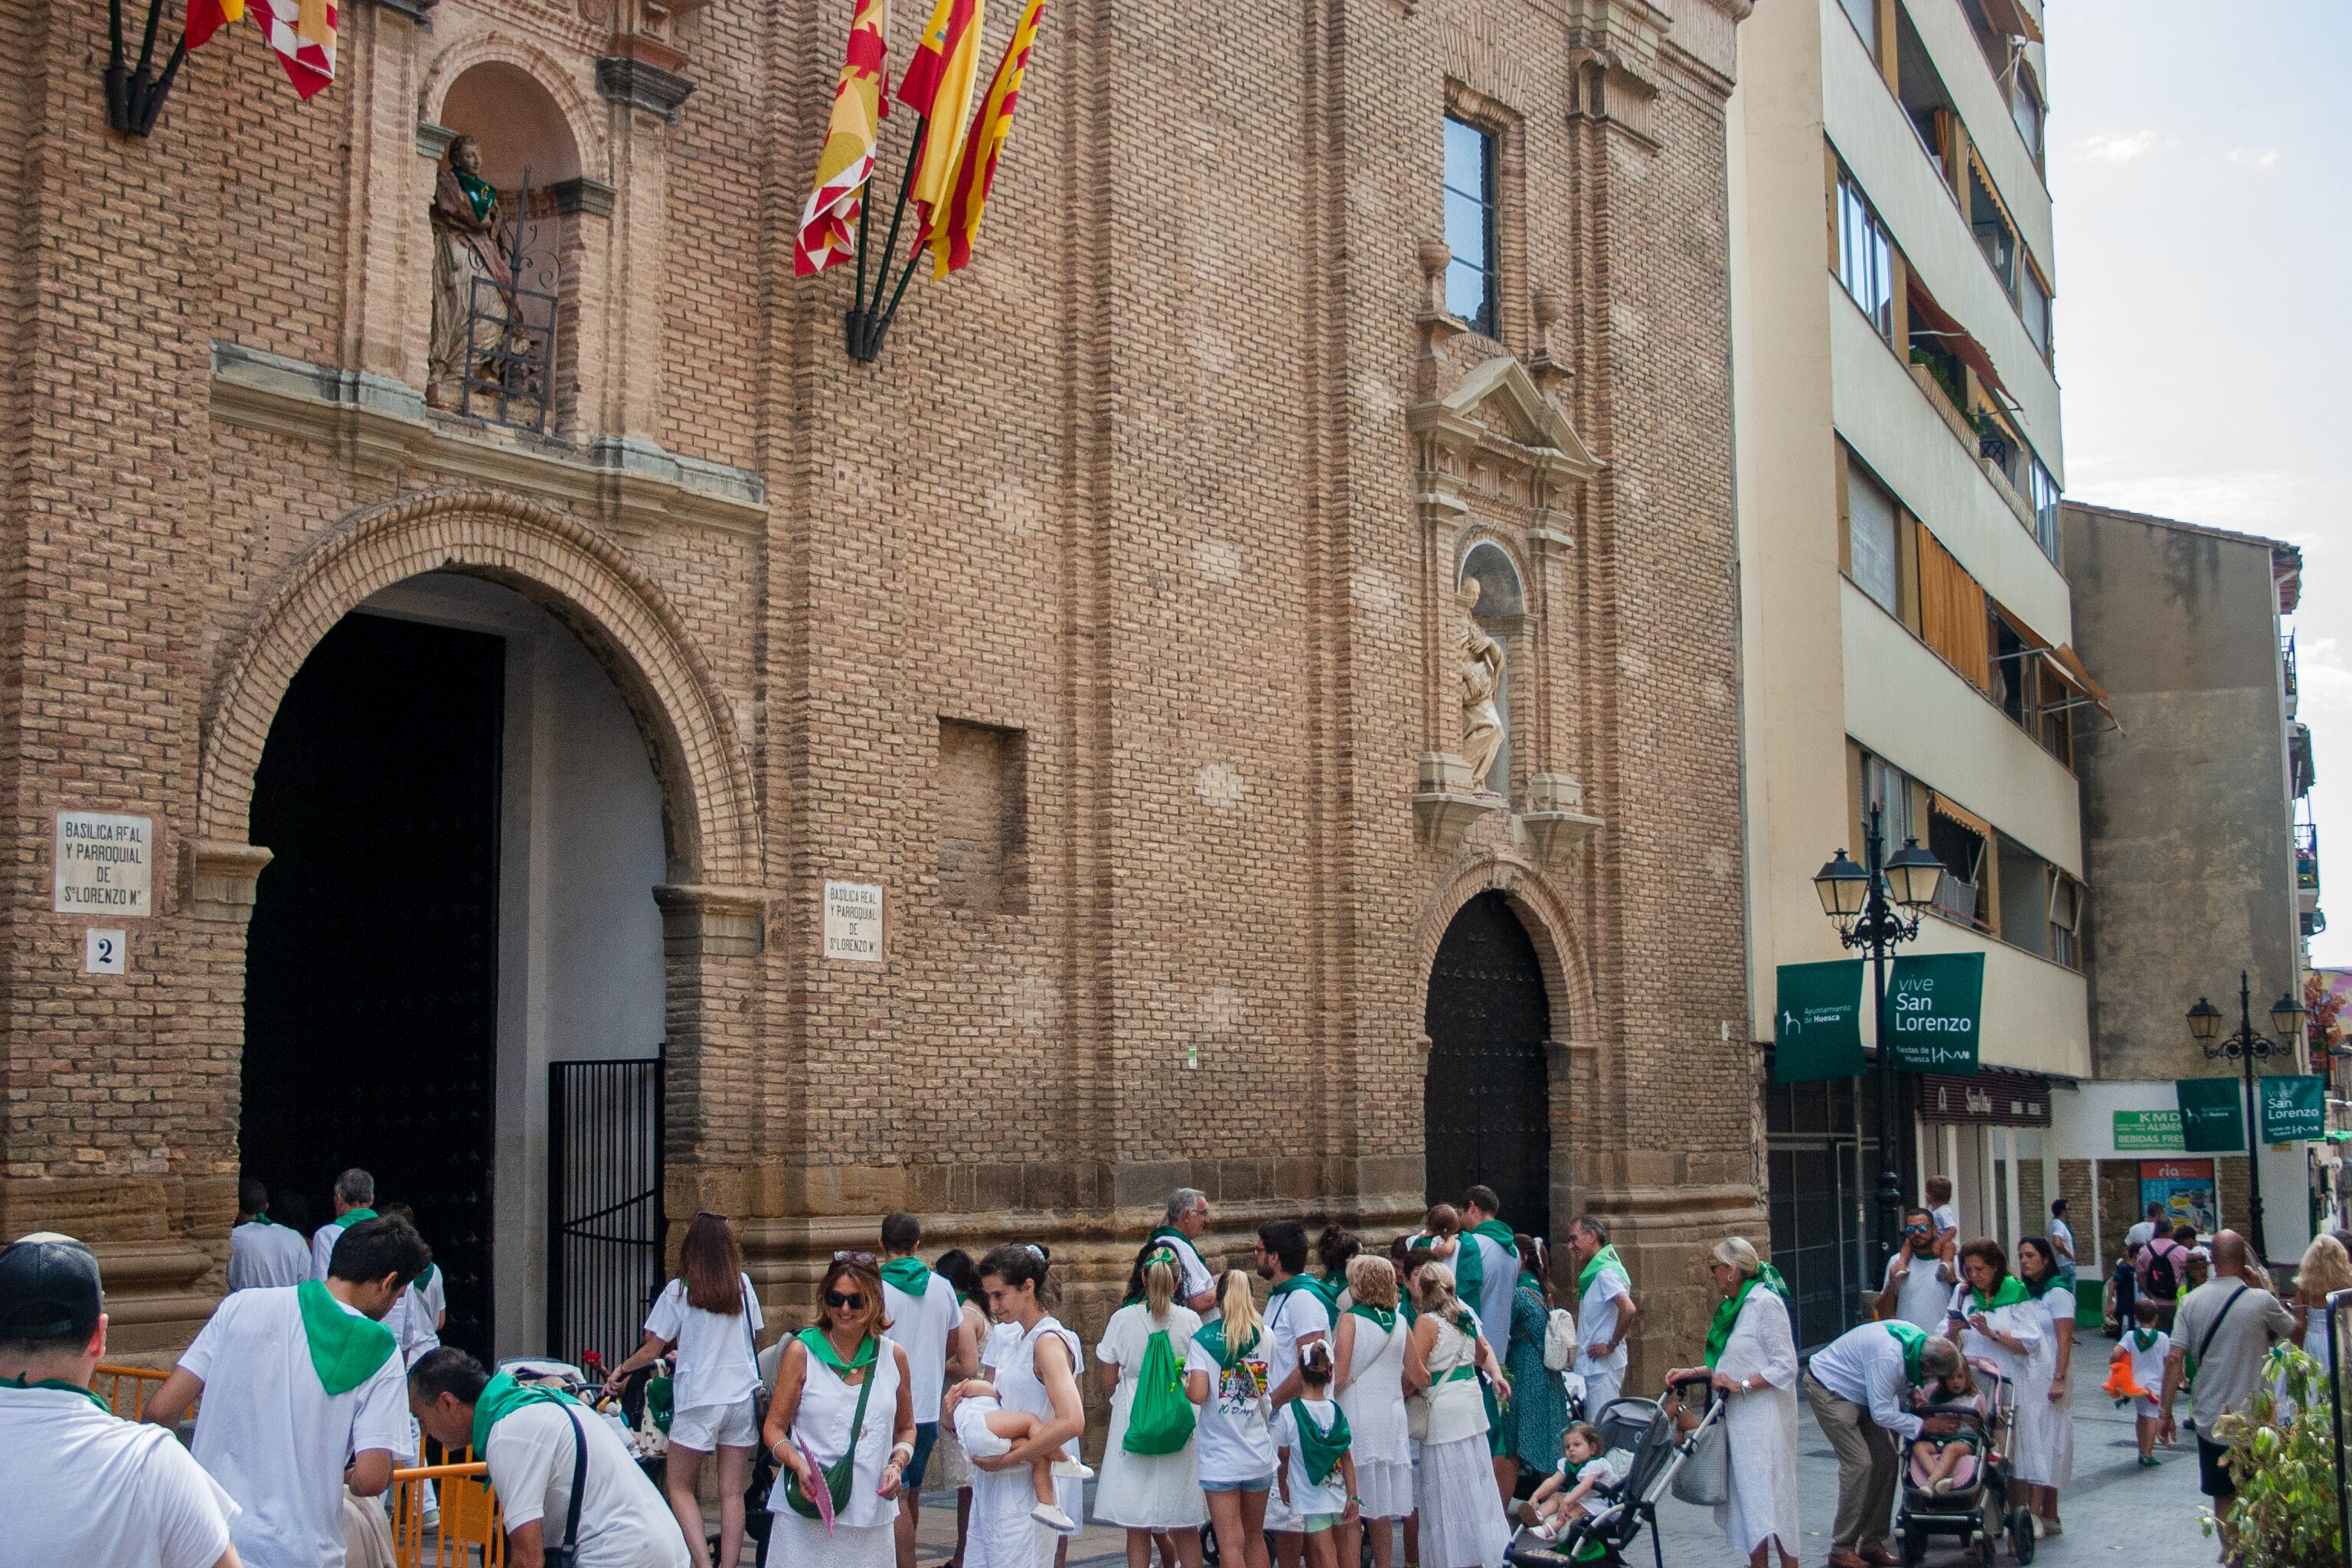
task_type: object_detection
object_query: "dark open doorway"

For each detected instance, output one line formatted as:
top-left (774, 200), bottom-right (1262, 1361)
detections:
top-left (1423, 890), bottom-right (1553, 1236)
top-left (241, 611), bottom-right (505, 1355)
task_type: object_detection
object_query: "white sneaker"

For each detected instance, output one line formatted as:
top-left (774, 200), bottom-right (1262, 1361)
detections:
top-left (1532, 1519), bottom-right (1563, 1544)
top-left (1032, 1503), bottom-right (1080, 1534)
top-left (1050, 1459), bottom-right (1094, 1481)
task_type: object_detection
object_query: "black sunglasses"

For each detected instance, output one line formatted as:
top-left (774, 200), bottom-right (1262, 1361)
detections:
top-left (826, 1290), bottom-right (867, 1311)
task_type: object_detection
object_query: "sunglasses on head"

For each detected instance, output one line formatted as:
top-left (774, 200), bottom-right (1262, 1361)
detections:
top-left (833, 1250), bottom-right (877, 1265)
top-left (826, 1290), bottom-right (867, 1310)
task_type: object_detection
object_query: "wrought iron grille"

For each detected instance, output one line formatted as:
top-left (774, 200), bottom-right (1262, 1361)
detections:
top-left (547, 1057), bottom-right (664, 1369)
top-left (460, 168), bottom-right (560, 435)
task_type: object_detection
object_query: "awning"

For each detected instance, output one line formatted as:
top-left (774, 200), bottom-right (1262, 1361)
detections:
top-left (1978, 0), bottom-right (2044, 44)
top-left (1916, 1069), bottom-right (2052, 1127)
top-left (1906, 279), bottom-right (2011, 405)
top-left (1930, 791), bottom-right (1993, 841)
top-left (2037, 642), bottom-right (2122, 732)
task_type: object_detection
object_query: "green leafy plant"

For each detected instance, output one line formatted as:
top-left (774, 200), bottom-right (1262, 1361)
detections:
top-left (2200, 1343), bottom-right (2345, 1567)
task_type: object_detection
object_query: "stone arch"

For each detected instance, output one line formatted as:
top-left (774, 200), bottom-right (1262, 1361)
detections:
top-left (1413, 850), bottom-right (1596, 1048)
top-left (422, 35), bottom-right (610, 182)
top-left (1455, 531), bottom-right (1529, 613)
top-left (197, 489), bottom-right (760, 889)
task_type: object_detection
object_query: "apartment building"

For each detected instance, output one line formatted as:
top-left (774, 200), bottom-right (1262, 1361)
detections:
top-left (1730, 0), bottom-right (2086, 1345)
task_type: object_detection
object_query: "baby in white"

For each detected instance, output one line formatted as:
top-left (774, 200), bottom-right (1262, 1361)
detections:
top-left (947, 1378), bottom-right (1093, 1534)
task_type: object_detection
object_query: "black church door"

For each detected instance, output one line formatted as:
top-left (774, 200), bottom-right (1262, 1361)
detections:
top-left (241, 612), bottom-right (504, 1355)
top-left (1424, 891), bottom-right (1553, 1235)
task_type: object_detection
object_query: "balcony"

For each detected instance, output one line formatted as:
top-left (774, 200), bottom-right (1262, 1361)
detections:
top-left (2285, 631), bottom-right (2299, 718)
top-left (2300, 821), bottom-right (2321, 909)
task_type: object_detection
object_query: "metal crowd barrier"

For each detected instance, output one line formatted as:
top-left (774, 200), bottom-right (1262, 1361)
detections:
top-left (390, 1457), bottom-right (505, 1568)
top-left (93, 1363), bottom-right (177, 1420)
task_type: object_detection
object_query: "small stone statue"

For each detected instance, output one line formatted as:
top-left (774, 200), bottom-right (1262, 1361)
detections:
top-left (428, 135), bottom-right (516, 407)
top-left (1459, 581), bottom-right (1506, 792)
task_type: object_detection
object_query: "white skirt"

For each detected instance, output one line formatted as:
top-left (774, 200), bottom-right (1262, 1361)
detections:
top-left (1357, 1456), bottom-right (1415, 1521)
top-left (1093, 1393), bottom-right (1207, 1530)
top-left (766, 1514), bottom-right (896, 1568)
top-left (1415, 1433), bottom-right (1509, 1568)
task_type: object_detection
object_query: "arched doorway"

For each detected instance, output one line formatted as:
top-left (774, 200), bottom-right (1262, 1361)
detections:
top-left (238, 572), bottom-right (667, 1359)
top-left (1424, 890), bottom-right (1552, 1233)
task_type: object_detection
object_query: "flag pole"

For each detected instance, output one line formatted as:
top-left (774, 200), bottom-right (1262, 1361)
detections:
top-left (848, 118), bottom-right (929, 363)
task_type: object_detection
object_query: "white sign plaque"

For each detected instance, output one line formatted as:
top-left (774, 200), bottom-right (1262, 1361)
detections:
top-left (822, 880), bottom-right (884, 963)
top-left (54, 812), bottom-right (153, 916)
top-left (84, 929), bottom-right (127, 975)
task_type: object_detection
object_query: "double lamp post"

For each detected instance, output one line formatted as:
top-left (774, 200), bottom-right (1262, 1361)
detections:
top-left (2186, 972), bottom-right (2305, 1266)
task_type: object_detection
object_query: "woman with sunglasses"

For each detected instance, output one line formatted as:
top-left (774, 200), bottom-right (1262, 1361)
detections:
top-left (761, 1253), bottom-right (917, 1567)
top-left (947, 1243), bottom-right (1088, 1568)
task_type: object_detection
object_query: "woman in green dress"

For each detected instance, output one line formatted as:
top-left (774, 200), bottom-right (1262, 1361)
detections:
top-left (1500, 1234), bottom-right (1568, 1501)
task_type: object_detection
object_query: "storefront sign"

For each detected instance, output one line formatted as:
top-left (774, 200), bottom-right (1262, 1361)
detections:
top-left (53, 811), bottom-right (152, 916)
top-left (2141, 1160), bottom-right (2218, 1233)
top-left (2175, 1076), bottom-right (2246, 1153)
top-left (822, 880), bottom-right (884, 962)
top-left (1915, 1070), bottom-right (2050, 1126)
top-left (2112, 1109), bottom-right (2187, 1152)
top-left (2258, 1074), bottom-right (2327, 1144)
top-left (1772, 960), bottom-right (1865, 1083)
top-left (1884, 952), bottom-right (1984, 1072)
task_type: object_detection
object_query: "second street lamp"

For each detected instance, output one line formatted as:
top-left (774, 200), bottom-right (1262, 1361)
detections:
top-left (1815, 802), bottom-right (1946, 1279)
top-left (2184, 972), bottom-right (2307, 1264)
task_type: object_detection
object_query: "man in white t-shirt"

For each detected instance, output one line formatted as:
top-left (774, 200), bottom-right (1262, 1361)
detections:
top-left (879, 1213), bottom-right (962, 1568)
top-left (2124, 1200), bottom-right (2166, 1255)
top-left (2048, 1197), bottom-right (2078, 1282)
top-left (412, 1347), bottom-right (691, 1568)
top-left (1156, 1187), bottom-right (1221, 1316)
top-left (0, 1232), bottom-right (242, 1568)
top-left (145, 1216), bottom-right (426, 1568)
top-left (1875, 1208), bottom-right (1956, 1332)
top-left (1568, 1214), bottom-right (1636, 1419)
top-left (229, 1179), bottom-right (312, 1293)
top-left (311, 1168), bottom-right (379, 1279)
top-left (1256, 1220), bottom-right (1331, 1562)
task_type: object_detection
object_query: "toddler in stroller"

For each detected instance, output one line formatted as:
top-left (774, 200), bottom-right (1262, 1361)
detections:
top-left (1907, 1357), bottom-right (1984, 1494)
top-left (1894, 1357), bottom-right (2036, 1566)
top-left (1506, 1374), bottom-right (1724, 1568)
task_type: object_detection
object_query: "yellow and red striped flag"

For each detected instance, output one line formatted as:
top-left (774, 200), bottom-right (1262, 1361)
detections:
top-left (187, 0), bottom-right (335, 98)
top-left (896, 0), bottom-right (985, 216)
top-left (793, 0), bottom-right (893, 277)
top-left (920, 0), bottom-right (1045, 279)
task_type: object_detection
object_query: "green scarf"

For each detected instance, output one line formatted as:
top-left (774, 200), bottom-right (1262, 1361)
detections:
top-left (1577, 1244), bottom-right (1628, 1298)
top-left (1348, 1302), bottom-right (1397, 1334)
top-left (1882, 1319), bottom-right (1929, 1386)
top-left (469, 1370), bottom-right (583, 1456)
top-left (296, 1279), bottom-right (399, 1396)
top-left (799, 1327), bottom-right (878, 1374)
top-left (879, 1257), bottom-right (933, 1298)
top-left (1703, 1265), bottom-right (1790, 1369)
top-left (413, 1262), bottom-right (437, 1291)
top-left (1195, 1319), bottom-right (1261, 1371)
top-left (1466, 1220), bottom-right (1517, 1256)
top-left (1454, 1242), bottom-right (1483, 1315)
top-left (1289, 1397), bottom-right (1352, 1485)
top-left (1268, 1275), bottom-right (1326, 1317)
top-left (2129, 1327), bottom-right (2160, 1352)
top-left (1965, 1276), bottom-right (2030, 1315)
top-left (2020, 1270), bottom-right (2069, 1302)
top-left (452, 168), bottom-right (496, 222)
top-left (237, 1214), bottom-right (274, 1227)
top-left (1148, 1226), bottom-right (1197, 1256)
top-left (332, 1208), bottom-right (377, 1230)
top-left (6, 1372), bottom-right (111, 1415)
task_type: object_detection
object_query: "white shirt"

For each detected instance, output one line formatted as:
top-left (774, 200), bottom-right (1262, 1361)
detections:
top-left (1575, 1266), bottom-right (1631, 1377)
top-left (1263, 1282), bottom-right (1332, 1400)
top-left (309, 1219), bottom-right (363, 1279)
top-left (228, 1220), bottom-right (312, 1292)
top-left (1805, 1322), bottom-right (1924, 1441)
top-left (181, 1284), bottom-right (411, 1568)
top-left (397, 1266), bottom-right (448, 1367)
top-left (1930, 1204), bottom-right (1958, 1243)
top-left (0, 1385), bottom-right (240, 1568)
top-left (882, 1266), bottom-right (962, 1423)
top-left (643, 1274), bottom-right (764, 1411)
top-left (1165, 1231), bottom-right (1217, 1306)
top-left (1272, 1398), bottom-right (1349, 1517)
top-left (2050, 1219), bottom-right (2076, 1269)
top-left (2124, 1220), bottom-right (2158, 1252)
top-left (1185, 1333), bottom-right (1276, 1484)
top-left (1882, 1251), bottom-right (1955, 1334)
top-left (485, 1400), bottom-right (692, 1568)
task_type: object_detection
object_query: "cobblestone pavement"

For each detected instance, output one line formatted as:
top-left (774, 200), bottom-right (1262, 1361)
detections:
top-left (894, 1361), bottom-right (2227, 1567)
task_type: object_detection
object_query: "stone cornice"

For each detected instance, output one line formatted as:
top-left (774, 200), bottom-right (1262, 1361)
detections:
top-left (207, 342), bottom-right (768, 539)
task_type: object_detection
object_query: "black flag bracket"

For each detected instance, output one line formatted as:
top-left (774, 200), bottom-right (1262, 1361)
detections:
top-left (105, 0), bottom-right (191, 137)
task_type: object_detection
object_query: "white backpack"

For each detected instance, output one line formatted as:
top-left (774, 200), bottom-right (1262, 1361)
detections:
top-left (1544, 1306), bottom-right (1579, 1370)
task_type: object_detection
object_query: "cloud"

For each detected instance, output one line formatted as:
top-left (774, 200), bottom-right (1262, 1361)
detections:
top-left (2077, 130), bottom-right (2159, 164)
top-left (2227, 146), bottom-right (2282, 171)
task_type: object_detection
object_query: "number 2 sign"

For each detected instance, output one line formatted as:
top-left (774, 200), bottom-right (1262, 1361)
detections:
top-left (84, 929), bottom-right (126, 975)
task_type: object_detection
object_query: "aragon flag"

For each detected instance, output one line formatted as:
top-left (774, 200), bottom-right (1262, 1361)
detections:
top-left (896, 0), bottom-right (985, 217)
top-left (793, 0), bottom-right (893, 276)
top-left (920, 0), bottom-right (1045, 279)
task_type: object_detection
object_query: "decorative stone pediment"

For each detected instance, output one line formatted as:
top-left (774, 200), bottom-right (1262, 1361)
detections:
top-left (1408, 354), bottom-right (1599, 525)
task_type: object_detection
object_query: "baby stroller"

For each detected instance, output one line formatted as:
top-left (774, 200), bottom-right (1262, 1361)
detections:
top-left (1506, 1372), bottom-right (1726, 1568)
top-left (1894, 1357), bottom-right (2035, 1566)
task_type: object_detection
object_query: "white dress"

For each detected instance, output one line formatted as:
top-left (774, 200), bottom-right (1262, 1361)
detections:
top-left (1947, 1284), bottom-right (2043, 1458)
top-left (1715, 1286), bottom-right (1801, 1560)
top-left (965, 1316), bottom-right (1085, 1568)
top-left (2007, 1285), bottom-right (2073, 1490)
top-left (766, 1338), bottom-right (905, 1568)
top-left (1414, 1314), bottom-right (1508, 1568)
top-left (1093, 1302), bottom-right (1207, 1530)
top-left (1338, 1307), bottom-right (1414, 1521)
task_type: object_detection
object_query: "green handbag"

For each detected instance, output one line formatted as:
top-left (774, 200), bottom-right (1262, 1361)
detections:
top-left (782, 1333), bottom-right (879, 1521)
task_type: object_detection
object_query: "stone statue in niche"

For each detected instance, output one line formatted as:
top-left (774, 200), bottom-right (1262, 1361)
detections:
top-left (428, 135), bottom-right (515, 407)
top-left (1458, 580), bottom-right (1506, 792)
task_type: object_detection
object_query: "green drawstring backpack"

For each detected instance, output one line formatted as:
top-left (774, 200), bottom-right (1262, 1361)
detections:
top-left (1121, 1325), bottom-right (1197, 1455)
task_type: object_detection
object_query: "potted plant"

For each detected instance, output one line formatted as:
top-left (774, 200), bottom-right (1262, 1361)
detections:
top-left (2202, 1344), bottom-right (2344, 1567)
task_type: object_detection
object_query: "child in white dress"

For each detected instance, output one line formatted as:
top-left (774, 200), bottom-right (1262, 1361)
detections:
top-left (1527, 1422), bottom-right (1620, 1560)
top-left (946, 1377), bottom-right (1094, 1533)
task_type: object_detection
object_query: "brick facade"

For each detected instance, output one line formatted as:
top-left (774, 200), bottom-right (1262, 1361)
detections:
top-left (0, 0), bottom-right (1756, 1387)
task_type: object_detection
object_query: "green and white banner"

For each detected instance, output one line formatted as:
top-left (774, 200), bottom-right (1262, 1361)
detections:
top-left (1772, 961), bottom-right (1865, 1083)
top-left (2257, 1075), bottom-right (2326, 1144)
top-left (2175, 1076), bottom-right (2246, 1153)
top-left (1885, 952), bottom-right (1984, 1073)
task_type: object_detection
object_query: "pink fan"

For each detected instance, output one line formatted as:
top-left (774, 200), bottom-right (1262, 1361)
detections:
top-left (795, 1437), bottom-right (837, 1534)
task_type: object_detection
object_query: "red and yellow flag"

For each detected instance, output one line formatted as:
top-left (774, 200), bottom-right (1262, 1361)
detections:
top-left (920, 0), bottom-right (1045, 279)
top-left (187, 0), bottom-right (335, 98)
top-left (896, 0), bottom-right (985, 215)
top-left (794, 0), bottom-right (893, 277)
top-left (184, 0), bottom-right (245, 50)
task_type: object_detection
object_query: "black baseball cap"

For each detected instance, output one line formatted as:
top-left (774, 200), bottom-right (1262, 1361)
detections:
top-left (0, 1232), bottom-right (104, 1341)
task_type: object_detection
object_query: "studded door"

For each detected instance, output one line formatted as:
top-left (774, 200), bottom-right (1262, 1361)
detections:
top-left (1423, 891), bottom-right (1553, 1236)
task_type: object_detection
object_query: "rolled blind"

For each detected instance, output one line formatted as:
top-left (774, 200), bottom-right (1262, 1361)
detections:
top-left (1916, 529), bottom-right (1990, 690)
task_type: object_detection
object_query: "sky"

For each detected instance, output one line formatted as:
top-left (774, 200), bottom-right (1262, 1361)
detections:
top-left (2043, 2), bottom-right (2351, 970)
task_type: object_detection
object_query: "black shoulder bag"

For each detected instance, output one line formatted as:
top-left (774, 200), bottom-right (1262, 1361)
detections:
top-left (541, 1404), bottom-right (590, 1568)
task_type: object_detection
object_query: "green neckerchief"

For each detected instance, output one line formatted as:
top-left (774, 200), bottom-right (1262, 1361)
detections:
top-left (1267, 1275), bottom-right (1326, 1317)
top-left (1307, 1274), bottom-right (1344, 1312)
top-left (452, 167), bottom-right (496, 222)
top-left (332, 1208), bottom-right (377, 1230)
top-left (2020, 1271), bottom-right (2069, 1302)
top-left (1577, 1244), bottom-right (1628, 1298)
top-left (413, 1263), bottom-right (437, 1291)
top-left (1965, 1276), bottom-right (2030, 1315)
top-left (797, 1327), bottom-right (878, 1374)
top-left (1289, 1396), bottom-right (1352, 1485)
top-left (1348, 1301), bottom-right (1397, 1334)
top-left (237, 1214), bottom-right (274, 1227)
top-left (1148, 1226), bottom-right (1197, 1256)
top-left (1466, 1220), bottom-right (1517, 1256)
top-left (5, 1372), bottom-right (110, 1415)
top-left (469, 1370), bottom-right (583, 1456)
top-left (1882, 1318), bottom-right (1929, 1386)
top-left (295, 1279), bottom-right (399, 1396)
top-left (1196, 1318), bottom-right (1261, 1371)
top-left (879, 1257), bottom-right (932, 1298)
top-left (1703, 1264), bottom-right (1791, 1369)
top-left (2129, 1327), bottom-right (2160, 1352)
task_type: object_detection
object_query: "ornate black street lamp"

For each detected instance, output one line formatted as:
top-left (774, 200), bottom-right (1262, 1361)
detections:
top-left (2185, 971), bottom-right (2306, 1263)
top-left (1815, 802), bottom-right (1947, 1277)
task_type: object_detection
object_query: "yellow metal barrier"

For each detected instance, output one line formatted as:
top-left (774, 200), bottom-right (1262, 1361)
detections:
top-left (390, 1458), bottom-right (505, 1568)
top-left (93, 1363), bottom-right (176, 1421)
